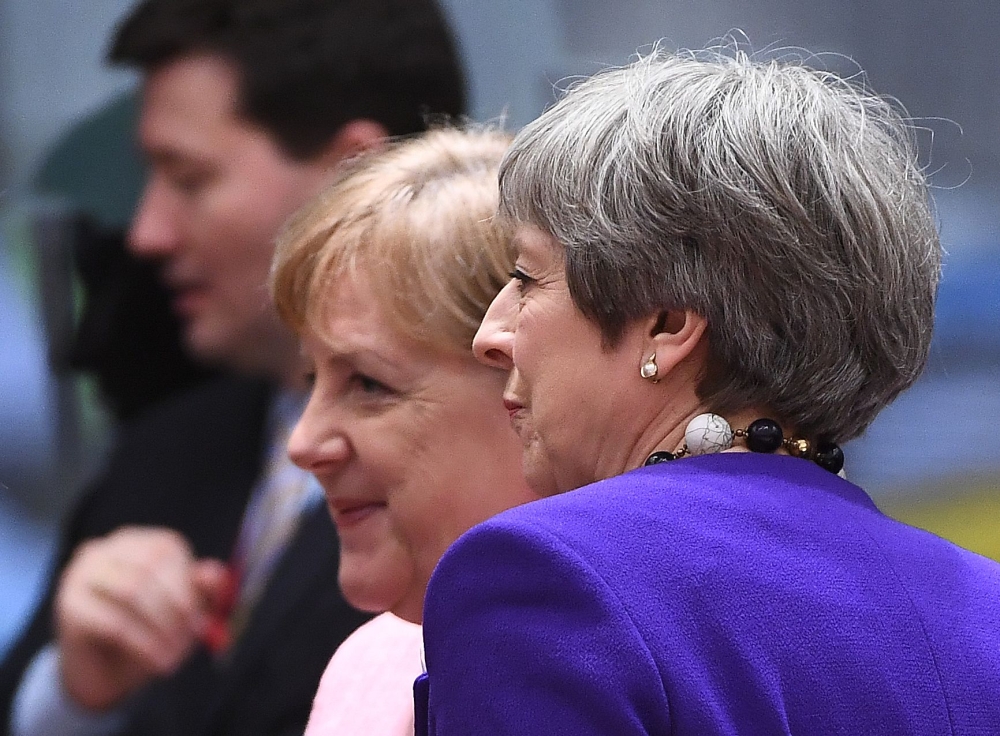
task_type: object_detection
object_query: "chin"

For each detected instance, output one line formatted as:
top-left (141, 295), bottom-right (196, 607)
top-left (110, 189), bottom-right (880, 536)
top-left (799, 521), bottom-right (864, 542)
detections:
top-left (183, 321), bottom-right (230, 365)
top-left (186, 324), bottom-right (268, 376)
top-left (340, 580), bottom-right (423, 624)
top-left (522, 449), bottom-right (564, 497)
top-left (338, 567), bottom-right (406, 616)
top-left (338, 570), bottom-right (386, 612)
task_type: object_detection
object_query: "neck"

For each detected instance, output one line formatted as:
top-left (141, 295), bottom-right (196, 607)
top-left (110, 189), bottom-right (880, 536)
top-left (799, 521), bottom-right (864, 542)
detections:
top-left (629, 405), bottom-right (786, 471)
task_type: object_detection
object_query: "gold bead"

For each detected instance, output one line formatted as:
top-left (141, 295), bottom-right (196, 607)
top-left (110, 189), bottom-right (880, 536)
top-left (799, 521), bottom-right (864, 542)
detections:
top-left (787, 438), bottom-right (811, 457)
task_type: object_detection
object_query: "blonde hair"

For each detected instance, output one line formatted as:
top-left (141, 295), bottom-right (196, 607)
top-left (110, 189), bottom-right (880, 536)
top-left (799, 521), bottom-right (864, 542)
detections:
top-left (272, 127), bottom-right (513, 355)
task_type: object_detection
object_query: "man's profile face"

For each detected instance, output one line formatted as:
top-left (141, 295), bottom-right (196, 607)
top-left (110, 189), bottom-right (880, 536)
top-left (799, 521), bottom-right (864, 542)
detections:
top-left (129, 53), bottom-right (332, 379)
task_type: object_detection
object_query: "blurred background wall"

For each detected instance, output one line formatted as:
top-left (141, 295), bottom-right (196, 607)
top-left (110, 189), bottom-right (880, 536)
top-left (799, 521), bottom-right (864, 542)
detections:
top-left (2, 0), bottom-right (998, 654)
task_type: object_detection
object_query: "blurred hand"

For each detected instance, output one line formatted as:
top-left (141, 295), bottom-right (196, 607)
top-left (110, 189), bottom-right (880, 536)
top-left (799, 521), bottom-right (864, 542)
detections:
top-left (54, 526), bottom-right (228, 711)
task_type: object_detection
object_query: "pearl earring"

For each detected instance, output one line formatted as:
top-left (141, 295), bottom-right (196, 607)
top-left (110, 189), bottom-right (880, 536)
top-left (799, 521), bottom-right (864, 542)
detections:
top-left (640, 353), bottom-right (659, 382)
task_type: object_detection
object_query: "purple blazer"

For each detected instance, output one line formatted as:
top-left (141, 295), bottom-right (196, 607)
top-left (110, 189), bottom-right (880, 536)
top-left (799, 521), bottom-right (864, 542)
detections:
top-left (417, 453), bottom-right (1000, 735)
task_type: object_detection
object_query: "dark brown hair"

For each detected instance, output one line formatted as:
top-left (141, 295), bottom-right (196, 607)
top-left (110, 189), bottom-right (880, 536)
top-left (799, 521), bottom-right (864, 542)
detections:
top-left (109, 0), bottom-right (467, 159)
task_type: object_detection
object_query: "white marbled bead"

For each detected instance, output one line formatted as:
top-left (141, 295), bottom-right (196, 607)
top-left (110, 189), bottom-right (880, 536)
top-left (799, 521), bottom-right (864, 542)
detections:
top-left (684, 413), bottom-right (734, 456)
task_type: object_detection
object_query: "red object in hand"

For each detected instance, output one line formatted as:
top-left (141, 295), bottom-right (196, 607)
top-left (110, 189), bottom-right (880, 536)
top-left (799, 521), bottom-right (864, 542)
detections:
top-left (202, 565), bottom-right (238, 654)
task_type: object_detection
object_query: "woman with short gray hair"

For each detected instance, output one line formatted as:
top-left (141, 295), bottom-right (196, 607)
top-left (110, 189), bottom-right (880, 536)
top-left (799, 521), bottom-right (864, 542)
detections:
top-left (416, 48), bottom-right (1000, 734)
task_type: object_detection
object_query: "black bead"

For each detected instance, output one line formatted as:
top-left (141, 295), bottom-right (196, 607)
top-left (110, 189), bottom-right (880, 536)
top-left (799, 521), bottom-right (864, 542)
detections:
top-left (813, 441), bottom-right (845, 474)
top-left (745, 418), bottom-right (783, 454)
top-left (644, 451), bottom-right (676, 466)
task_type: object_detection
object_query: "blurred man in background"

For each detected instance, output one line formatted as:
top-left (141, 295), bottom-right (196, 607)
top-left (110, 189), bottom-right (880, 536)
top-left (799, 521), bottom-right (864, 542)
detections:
top-left (0, 0), bottom-right (466, 734)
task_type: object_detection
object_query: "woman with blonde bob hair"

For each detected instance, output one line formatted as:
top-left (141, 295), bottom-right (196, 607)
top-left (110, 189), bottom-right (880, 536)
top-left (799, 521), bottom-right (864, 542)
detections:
top-left (271, 127), bottom-right (535, 735)
top-left (417, 50), bottom-right (1000, 734)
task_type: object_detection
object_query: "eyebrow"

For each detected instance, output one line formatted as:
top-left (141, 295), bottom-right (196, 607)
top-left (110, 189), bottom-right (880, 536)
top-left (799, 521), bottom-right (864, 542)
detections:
top-left (318, 340), bottom-right (409, 374)
top-left (511, 234), bottom-right (532, 259)
top-left (143, 144), bottom-right (217, 170)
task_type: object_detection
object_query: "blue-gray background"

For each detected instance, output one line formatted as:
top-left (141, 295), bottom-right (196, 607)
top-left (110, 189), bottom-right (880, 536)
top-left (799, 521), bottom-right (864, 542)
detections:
top-left (2, 0), bottom-right (998, 655)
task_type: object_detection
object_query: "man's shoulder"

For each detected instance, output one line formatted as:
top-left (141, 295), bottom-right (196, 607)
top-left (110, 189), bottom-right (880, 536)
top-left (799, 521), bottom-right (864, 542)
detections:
top-left (94, 374), bottom-right (274, 485)
top-left (68, 375), bottom-right (276, 552)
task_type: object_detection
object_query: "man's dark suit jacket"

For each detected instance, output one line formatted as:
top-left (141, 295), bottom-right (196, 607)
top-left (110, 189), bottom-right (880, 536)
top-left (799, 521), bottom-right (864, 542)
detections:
top-left (0, 376), bottom-right (370, 736)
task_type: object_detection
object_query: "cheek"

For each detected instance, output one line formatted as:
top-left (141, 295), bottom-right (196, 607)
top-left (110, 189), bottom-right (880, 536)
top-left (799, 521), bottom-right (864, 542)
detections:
top-left (335, 431), bottom-right (423, 613)
top-left (199, 177), bottom-right (296, 268)
top-left (382, 452), bottom-right (440, 554)
top-left (336, 511), bottom-right (415, 613)
top-left (365, 430), bottom-right (461, 586)
top-left (511, 313), bottom-right (551, 387)
top-left (391, 416), bottom-right (510, 560)
top-left (514, 365), bottom-right (589, 494)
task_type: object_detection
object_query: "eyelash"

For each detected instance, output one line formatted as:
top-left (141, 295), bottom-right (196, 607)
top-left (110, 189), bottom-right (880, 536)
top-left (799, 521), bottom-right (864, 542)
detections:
top-left (352, 373), bottom-right (392, 396)
top-left (509, 268), bottom-right (534, 291)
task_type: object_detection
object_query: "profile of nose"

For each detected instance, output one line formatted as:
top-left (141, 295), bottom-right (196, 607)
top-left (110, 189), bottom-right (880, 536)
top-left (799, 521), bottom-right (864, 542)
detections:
top-left (128, 183), bottom-right (182, 258)
top-left (287, 412), bottom-right (351, 473)
top-left (472, 284), bottom-right (516, 370)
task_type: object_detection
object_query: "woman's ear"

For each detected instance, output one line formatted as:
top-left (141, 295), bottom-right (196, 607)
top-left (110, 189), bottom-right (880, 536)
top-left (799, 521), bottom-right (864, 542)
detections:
top-left (319, 119), bottom-right (390, 166)
top-left (643, 309), bottom-right (708, 380)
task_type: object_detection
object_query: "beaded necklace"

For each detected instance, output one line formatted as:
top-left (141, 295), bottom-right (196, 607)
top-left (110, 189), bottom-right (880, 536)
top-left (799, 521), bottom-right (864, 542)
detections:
top-left (644, 413), bottom-right (844, 474)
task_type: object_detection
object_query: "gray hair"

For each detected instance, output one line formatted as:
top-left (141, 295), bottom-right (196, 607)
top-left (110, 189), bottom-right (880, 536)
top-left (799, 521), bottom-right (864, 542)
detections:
top-left (498, 48), bottom-right (941, 442)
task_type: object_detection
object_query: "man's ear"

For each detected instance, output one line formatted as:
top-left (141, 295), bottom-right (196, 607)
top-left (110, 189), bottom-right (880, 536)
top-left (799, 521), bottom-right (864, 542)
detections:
top-left (644, 309), bottom-right (708, 379)
top-left (320, 119), bottom-right (390, 166)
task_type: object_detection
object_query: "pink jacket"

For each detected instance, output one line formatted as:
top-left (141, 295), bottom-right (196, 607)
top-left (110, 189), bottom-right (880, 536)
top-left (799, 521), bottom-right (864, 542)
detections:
top-left (305, 613), bottom-right (424, 736)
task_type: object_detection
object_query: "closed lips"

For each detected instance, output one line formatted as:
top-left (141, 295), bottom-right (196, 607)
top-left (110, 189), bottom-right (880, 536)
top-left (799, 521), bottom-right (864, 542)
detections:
top-left (328, 499), bottom-right (385, 527)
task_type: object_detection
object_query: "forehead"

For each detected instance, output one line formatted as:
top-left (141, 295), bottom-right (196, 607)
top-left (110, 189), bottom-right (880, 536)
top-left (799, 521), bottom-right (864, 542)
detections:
top-left (136, 53), bottom-right (252, 160)
top-left (310, 269), bottom-right (422, 367)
